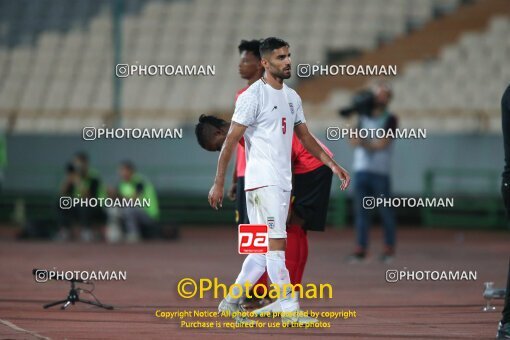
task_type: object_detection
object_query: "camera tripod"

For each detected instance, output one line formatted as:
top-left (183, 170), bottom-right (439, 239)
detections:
top-left (43, 280), bottom-right (113, 310)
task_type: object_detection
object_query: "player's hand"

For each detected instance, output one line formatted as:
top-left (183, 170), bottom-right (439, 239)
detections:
top-left (228, 183), bottom-right (237, 201)
top-left (332, 164), bottom-right (351, 190)
top-left (208, 183), bottom-right (224, 210)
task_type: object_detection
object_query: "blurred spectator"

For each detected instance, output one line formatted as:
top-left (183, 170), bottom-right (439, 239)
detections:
top-left (112, 160), bottom-right (160, 242)
top-left (347, 81), bottom-right (397, 263)
top-left (55, 163), bottom-right (79, 240)
top-left (0, 131), bottom-right (6, 191)
top-left (55, 152), bottom-right (106, 241)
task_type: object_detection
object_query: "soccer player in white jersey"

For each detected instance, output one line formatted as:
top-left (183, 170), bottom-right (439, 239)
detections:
top-left (208, 37), bottom-right (350, 325)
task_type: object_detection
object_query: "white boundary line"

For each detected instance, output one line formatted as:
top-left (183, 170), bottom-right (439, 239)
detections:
top-left (0, 319), bottom-right (51, 340)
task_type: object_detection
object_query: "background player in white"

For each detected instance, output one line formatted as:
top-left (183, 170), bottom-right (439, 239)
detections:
top-left (208, 37), bottom-right (350, 325)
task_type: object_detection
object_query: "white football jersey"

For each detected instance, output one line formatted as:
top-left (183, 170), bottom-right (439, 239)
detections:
top-left (232, 78), bottom-right (306, 191)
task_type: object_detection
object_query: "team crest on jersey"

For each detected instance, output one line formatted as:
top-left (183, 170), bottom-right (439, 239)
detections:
top-left (267, 217), bottom-right (275, 229)
top-left (288, 103), bottom-right (294, 115)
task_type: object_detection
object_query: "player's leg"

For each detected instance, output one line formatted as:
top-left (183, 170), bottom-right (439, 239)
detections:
top-left (246, 226), bottom-right (298, 312)
top-left (218, 185), bottom-right (265, 324)
top-left (251, 215), bottom-right (301, 316)
top-left (255, 187), bottom-right (296, 310)
top-left (285, 192), bottom-right (305, 285)
top-left (254, 166), bottom-right (333, 316)
top-left (237, 176), bottom-right (272, 309)
top-left (218, 253), bottom-right (263, 325)
top-left (224, 253), bottom-right (267, 305)
top-left (285, 224), bottom-right (302, 284)
top-left (246, 187), bottom-right (294, 311)
top-left (292, 165), bottom-right (333, 280)
top-left (255, 186), bottom-right (317, 325)
top-left (372, 173), bottom-right (396, 262)
top-left (219, 253), bottom-right (264, 325)
top-left (296, 228), bottom-right (308, 284)
top-left (245, 272), bottom-right (270, 309)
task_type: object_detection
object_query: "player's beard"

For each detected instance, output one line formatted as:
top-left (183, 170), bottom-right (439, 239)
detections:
top-left (269, 67), bottom-right (291, 80)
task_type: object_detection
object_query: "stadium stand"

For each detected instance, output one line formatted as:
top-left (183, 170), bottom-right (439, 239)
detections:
top-left (391, 16), bottom-right (510, 112)
top-left (0, 0), bottom-right (471, 133)
top-left (324, 14), bottom-right (510, 133)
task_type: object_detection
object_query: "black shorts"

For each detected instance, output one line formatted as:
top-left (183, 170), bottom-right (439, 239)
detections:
top-left (236, 176), bottom-right (250, 224)
top-left (293, 165), bottom-right (333, 232)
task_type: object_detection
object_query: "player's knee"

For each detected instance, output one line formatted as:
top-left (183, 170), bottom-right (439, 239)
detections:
top-left (268, 238), bottom-right (286, 251)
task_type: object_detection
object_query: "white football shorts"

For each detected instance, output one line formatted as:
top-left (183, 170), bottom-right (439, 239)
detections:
top-left (245, 185), bottom-right (290, 239)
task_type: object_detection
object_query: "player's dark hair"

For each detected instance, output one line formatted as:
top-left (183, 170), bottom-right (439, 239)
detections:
top-left (120, 160), bottom-right (136, 171)
top-left (195, 114), bottom-right (228, 150)
top-left (75, 151), bottom-right (89, 163)
top-left (238, 39), bottom-right (261, 60)
top-left (259, 37), bottom-right (289, 57)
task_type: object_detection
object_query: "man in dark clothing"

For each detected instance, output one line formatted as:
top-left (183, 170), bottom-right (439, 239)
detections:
top-left (348, 81), bottom-right (397, 263)
top-left (55, 152), bottom-right (106, 241)
top-left (497, 84), bottom-right (510, 340)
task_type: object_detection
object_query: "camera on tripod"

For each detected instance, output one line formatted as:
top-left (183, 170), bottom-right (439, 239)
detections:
top-left (338, 90), bottom-right (376, 118)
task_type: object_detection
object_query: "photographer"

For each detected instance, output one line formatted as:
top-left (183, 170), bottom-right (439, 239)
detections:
top-left (55, 162), bottom-right (79, 240)
top-left (55, 152), bottom-right (107, 241)
top-left (342, 81), bottom-right (397, 263)
top-left (114, 160), bottom-right (160, 242)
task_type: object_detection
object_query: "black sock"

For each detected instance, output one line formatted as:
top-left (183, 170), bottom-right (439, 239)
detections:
top-left (502, 257), bottom-right (510, 325)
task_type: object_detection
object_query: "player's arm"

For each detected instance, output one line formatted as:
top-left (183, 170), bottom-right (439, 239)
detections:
top-left (294, 123), bottom-right (351, 190)
top-left (228, 155), bottom-right (238, 201)
top-left (208, 122), bottom-right (247, 209)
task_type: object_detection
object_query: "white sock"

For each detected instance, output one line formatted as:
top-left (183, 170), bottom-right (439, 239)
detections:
top-left (225, 254), bottom-right (266, 304)
top-left (266, 250), bottom-right (299, 312)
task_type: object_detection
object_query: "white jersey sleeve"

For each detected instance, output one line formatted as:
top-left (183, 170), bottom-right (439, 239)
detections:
top-left (292, 91), bottom-right (306, 127)
top-left (232, 92), bottom-right (258, 127)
